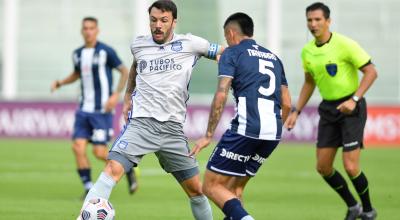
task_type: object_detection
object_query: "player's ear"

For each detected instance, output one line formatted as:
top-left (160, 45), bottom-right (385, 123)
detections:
top-left (172, 19), bottom-right (177, 29)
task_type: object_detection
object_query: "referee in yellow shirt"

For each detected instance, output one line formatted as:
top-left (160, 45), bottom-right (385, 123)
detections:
top-left (285, 2), bottom-right (378, 220)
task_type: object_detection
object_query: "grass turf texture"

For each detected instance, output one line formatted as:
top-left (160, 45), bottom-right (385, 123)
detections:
top-left (0, 139), bottom-right (398, 219)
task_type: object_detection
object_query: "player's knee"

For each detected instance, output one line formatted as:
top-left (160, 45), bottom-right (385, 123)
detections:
top-left (93, 148), bottom-right (108, 160)
top-left (344, 163), bottom-right (359, 177)
top-left (72, 142), bottom-right (85, 155)
top-left (316, 163), bottom-right (333, 176)
top-left (104, 160), bottom-right (125, 181)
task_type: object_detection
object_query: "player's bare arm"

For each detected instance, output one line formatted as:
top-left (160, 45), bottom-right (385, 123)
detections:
top-left (281, 85), bottom-right (291, 123)
top-left (51, 71), bottom-right (80, 92)
top-left (284, 72), bottom-right (315, 130)
top-left (190, 77), bottom-right (232, 157)
top-left (104, 65), bottom-right (129, 112)
top-left (122, 61), bottom-right (138, 122)
top-left (337, 63), bottom-right (378, 114)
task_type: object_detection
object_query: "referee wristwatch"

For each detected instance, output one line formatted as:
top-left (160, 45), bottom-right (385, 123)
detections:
top-left (352, 95), bottom-right (360, 103)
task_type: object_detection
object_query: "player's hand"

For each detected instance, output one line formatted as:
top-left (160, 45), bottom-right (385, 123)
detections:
top-left (284, 112), bottom-right (298, 131)
top-left (189, 136), bottom-right (212, 157)
top-left (336, 99), bottom-right (356, 115)
top-left (104, 93), bottom-right (119, 112)
top-left (50, 80), bottom-right (61, 93)
top-left (122, 96), bottom-right (132, 123)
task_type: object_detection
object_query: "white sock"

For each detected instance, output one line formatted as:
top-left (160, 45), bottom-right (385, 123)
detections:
top-left (84, 172), bottom-right (116, 203)
top-left (190, 195), bottom-right (213, 220)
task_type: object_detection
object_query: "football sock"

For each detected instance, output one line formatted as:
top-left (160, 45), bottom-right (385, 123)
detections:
top-left (189, 195), bottom-right (213, 220)
top-left (350, 171), bottom-right (372, 212)
top-left (222, 198), bottom-right (254, 220)
top-left (323, 169), bottom-right (357, 207)
top-left (78, 168), bottom-right (92, 190)
top-left (84, 172), bottom-right (116, 203)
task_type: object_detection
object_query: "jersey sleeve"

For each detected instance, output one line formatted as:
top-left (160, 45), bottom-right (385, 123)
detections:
top-left (218, 48), bottom-right (235, 78)
top-left (345, 38), bottom-right (371, 69)
top-left (189, 34), bottom-right (220, 60)
top-left (300, 48), bottom-right (311, 73)
top-left (72, 51), bottom-right (80, 72)
top-left (106, 47), bottom-right (123, 69)
top-left (277, 58), bottom-right (288, 86)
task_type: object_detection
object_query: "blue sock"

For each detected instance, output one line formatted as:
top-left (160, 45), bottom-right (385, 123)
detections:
top-left (78, 168), bottom-right (92, 190)
top-left (222, 198), bottom-right (253, 220)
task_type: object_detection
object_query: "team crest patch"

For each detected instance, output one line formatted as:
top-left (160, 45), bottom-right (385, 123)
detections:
top-left (139, 60), bottom-right (147, 73)
top-left (117, 140), bottom-right (128, 149)
top-left (171, 41), bottom-right (183, 52)
top-left (325, 63), bottom-right (338, 76)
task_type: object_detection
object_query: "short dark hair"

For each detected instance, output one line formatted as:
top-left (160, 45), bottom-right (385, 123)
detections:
top-left (82, 16), bottom-right (98, 25)
top-left (223, 12), bottom-right (254, 37)
top-left (306, 2), bottom-right (330, 19)
top-left (148, 0), bottom-right (177, 19)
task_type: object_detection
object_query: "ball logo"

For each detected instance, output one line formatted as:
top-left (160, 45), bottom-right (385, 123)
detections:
top-left (80, 210), bottom-right (91, 220)
top-left (139, 60), bottom-right (147, 73)
top-left (97, 209), bottom-right (108, 220)
top-left (171, 41), bottom-right (183, 52)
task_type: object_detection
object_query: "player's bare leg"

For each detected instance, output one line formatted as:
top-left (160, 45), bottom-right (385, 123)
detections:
top-left (226, 176), bottom-right (250, 204)
top-left (178, 172), bottom-right (213, 220)
top-left (92, 144), bottom-right (138, 195)
top-left (203, 170), bottom-right (254, 220)
top-left (83, 160), bottom-right (124, 202)
top-left (72, 138), bottom-right (94, 196)
top-left (92, 145), bottom-right (108, 161)
top-left (317, 147), bottom-right (360, 220)
top-left (343, 148), bottom-right (376, 219)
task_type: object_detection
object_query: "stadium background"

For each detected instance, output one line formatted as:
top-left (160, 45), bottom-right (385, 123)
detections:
top-left (0, 0), bottom-right (399, 219)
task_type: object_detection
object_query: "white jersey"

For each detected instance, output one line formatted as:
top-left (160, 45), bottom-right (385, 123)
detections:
top-left (129, 33), bottom-right (219, 123)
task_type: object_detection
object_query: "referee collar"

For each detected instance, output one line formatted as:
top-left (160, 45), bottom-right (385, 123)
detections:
top-left (315, 32), bottom-right (332, 47)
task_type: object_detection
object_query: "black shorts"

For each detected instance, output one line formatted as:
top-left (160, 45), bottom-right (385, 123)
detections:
top-left (317, 95), bottom-right (367, 152)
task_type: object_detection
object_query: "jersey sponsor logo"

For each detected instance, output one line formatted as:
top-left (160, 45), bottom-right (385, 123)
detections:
top-left (148, 58), bottom-right (182, 72)
top-left (251, 154), bottom-right (266, 164)
top-left (325, 63), bottom-right (337, 76)
top-left (220, 148), bottom-right (251, 162)
top-left (139, 60), bottom-right (147, 73)
top-left (171, 41), bottom-right (183, 52)
top-left (252, 44), bottom-right (259, 50)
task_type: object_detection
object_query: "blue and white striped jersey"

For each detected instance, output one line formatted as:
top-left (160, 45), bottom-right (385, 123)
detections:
top-left (219, 39), bottom-right (288, 140)
top-left (73, 41), bottom-right (122, 113)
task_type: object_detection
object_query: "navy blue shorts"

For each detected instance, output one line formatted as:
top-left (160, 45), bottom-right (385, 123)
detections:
top-left (207, 130), bottom-right (279, 177)
top-left (72, 110), bottom-right (113, 145)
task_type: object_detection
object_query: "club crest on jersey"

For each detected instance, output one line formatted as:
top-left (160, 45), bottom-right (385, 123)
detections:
top-left (325, 63), bottom-right (337, 76)
top-left (171, 41), bottom-right (183, 52)
top-left (139, 60), bottom-right (147, 73)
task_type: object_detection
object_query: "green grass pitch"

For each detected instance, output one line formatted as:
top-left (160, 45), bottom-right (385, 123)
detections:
top-left (0, 139), bottom-right (399, 219)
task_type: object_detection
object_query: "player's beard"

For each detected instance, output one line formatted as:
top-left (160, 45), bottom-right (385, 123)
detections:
top-left (152, 23), bottom-right (174, 44)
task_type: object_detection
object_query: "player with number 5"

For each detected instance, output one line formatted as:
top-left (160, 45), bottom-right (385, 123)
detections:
top-left (190, 12), bottom-right (291, 220)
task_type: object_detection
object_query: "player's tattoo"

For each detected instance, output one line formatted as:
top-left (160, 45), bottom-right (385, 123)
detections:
top-left (126, 62), bottom-right (138, 95)
top-left (206, 77), bottom-right (231, 138)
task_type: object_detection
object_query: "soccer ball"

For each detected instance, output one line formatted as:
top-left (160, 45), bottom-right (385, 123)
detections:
top-left (77, 198), bottom-right (115, 220)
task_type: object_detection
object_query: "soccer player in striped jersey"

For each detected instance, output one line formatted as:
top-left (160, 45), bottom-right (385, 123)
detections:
top-left (79, 1), bottom-right (224, 219)
top-left (190, 13), bottom-right (291, 220)
top-left (51, 17), bottom-right (138, 197)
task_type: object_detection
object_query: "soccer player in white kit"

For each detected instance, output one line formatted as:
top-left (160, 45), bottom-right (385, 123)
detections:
top-left (78, 1), bottom-right (223, 219)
